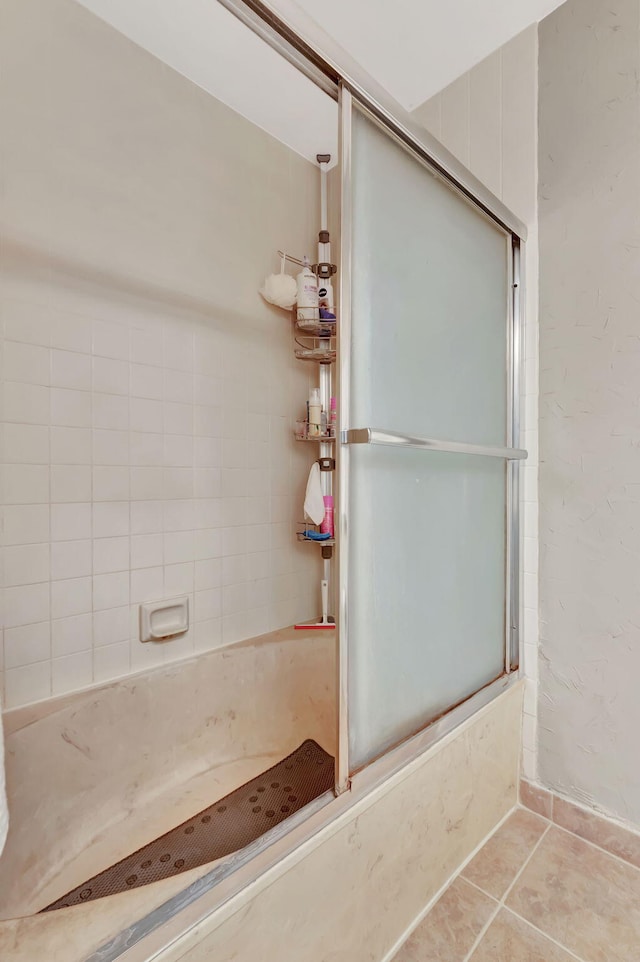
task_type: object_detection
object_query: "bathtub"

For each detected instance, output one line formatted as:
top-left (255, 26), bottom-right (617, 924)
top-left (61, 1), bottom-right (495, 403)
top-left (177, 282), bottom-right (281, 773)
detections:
top-left (0, 628), bottom-right (336, 961)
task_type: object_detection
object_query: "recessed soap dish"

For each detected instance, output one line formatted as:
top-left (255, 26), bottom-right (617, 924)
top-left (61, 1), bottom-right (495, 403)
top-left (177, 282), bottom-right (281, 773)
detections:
top-left (139, 597), bottom-right (189, 642)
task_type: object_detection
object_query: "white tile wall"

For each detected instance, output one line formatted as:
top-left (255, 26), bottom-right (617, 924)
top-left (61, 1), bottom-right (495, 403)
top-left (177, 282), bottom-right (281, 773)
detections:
top-left (413, 25), bottom-right (540, 778)
top-left (0, 289), bottom-right (321, 708)
top-left (0, 0), bottom-right (325, 707)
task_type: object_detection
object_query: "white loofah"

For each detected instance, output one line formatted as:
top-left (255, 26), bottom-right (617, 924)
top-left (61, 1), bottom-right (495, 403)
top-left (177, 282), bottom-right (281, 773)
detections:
top-left (260, 271), bottom-right (297, 309)
top-left (260, 253), bottom-right (297, 310)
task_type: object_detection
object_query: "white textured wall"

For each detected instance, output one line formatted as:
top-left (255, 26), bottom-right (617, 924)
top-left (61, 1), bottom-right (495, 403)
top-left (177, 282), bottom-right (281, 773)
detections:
top-left (538, 0), bottom-right (640, 826)
top-left (412, 26), bottom-right (540, 778)
top-left (0, 0), bottom-right (323, 708)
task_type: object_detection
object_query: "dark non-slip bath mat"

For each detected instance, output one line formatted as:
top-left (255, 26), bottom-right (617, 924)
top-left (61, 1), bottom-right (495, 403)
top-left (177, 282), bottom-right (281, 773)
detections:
top-left (42, 739), bottom-right (334, 911)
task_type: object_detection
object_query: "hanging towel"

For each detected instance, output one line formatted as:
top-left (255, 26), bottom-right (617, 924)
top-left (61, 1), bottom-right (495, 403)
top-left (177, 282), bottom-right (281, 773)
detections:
top-left (0, 706), bottom-right (7, 856)
top-left (304, 462), bottom-right (325, 526)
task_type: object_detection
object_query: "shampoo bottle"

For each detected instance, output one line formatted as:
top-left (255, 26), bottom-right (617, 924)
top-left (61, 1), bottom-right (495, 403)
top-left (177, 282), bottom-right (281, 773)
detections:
top-left (296, 256), bottom-right (318, 321)
top-left (308, 387), bottom-right (322, 438)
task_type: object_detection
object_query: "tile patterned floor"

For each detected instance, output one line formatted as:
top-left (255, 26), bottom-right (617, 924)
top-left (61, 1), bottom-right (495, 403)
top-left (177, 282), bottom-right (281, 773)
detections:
top-left (393, 806), bottom-right (640, 962)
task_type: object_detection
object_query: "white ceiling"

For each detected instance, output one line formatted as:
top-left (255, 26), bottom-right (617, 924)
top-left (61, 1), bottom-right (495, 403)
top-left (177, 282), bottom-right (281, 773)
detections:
top-left (76, 0), bottom-right (565, 163)
top-left (270, 0), bottom-right (566, 109)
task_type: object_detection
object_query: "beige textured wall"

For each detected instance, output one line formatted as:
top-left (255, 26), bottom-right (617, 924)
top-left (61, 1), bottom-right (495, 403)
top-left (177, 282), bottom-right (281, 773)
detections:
top-left (538, 0), bottom-right (640, 827)
top-left (412, 27), bottom-right (540, 779)
top-left (0, 0), bottom-right (325, 708)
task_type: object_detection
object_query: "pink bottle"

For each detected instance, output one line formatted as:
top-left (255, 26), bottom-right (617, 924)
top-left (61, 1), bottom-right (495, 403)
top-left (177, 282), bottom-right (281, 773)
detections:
top-left (320, 495), bottom-right (334, 537)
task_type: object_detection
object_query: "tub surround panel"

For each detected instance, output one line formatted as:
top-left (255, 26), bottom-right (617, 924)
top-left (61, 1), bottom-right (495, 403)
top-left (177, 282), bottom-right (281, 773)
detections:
top-left (0, 0), bottom-right (326, 709)
top-left (0, 628), bottom-right (335, 920)
top-left (122, 683), bottom-right (522, 962)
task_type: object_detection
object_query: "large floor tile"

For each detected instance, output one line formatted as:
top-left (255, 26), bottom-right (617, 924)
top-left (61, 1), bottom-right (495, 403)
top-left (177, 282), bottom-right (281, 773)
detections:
top-left (470, 909), bottom-right (578, 962)
top-left (393, 878), bottom-right (496, 962)
top-left (507, 826), bottom-right (640, 962)
top-left (462, 808), bottom-right (547, 899)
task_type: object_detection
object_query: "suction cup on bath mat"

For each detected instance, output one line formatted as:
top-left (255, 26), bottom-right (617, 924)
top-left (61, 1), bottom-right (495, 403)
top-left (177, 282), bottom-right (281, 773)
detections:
top-left (41, 739), bottom-right (334, 912)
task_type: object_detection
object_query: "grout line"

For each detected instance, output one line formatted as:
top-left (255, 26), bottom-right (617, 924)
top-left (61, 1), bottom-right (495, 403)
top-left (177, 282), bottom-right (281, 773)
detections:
top-left (502, 906), bottom-right (589, 962)
top-left (550, 820), bottom-right (640, 875)
top-left (461, 823), bottom-right (551, 962)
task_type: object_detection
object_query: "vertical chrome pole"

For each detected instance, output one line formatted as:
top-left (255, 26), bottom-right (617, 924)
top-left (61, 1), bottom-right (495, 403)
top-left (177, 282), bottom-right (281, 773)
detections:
top-left (506, 237), bottom-right (523, 672)
top-left (335, 84), bottom-right (353, 793)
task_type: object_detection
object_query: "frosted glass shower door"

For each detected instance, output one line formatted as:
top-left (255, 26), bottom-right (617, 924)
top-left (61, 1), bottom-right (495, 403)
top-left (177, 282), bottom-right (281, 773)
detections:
top-left (343, 101), bottom-right (520, 772)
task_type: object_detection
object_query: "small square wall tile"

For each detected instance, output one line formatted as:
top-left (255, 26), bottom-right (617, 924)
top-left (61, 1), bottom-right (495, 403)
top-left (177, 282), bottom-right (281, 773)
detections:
top-left (93, 571), bottom-right (129, 611)
top-left (4, 661), bottom-right (51, 708)
top-left (130, 500), bottom-right (162, 534)
top-left (93, 605), bottom-right (130, 647)
top-left (164, 530), bottom-right (194, 565)
top-left (131, 329), bottom-right (163, 368)
top-left (93, 536), bottom-right (130, 574)
top-left (2, 298), bottom-right (51, 347)
top-left (194, 618), bottom-right (222, 652)
top-left (93, 501), bottom-right (129, 538)
top-left (51, 576), bottom-right (92, 619)
top-left (3, 383), bottom-right (48, 428)
top-left (522, 747), bottom-right (538, 783)
top-left (522, 713), bottom-right (538, 756)
top-left (3, 543), bottom-right (50, 586)
top-left (131, 363), bottom-right (164, 400)
top-left (195, 587), bottom-right (221, 622)
top-left (4, 582), bottom-right (50, 628)
top-left (51, 503), bottom-right (91, 542)
top-left (51, 426), bottom-right (92, 464)
top-left (92, 320), bottom-right (129, 361)
top-left (2, 504), bottom-right (49, 546)
top-left (93, 642), bottom-right (130, 683)
top-left (131, 566), bottom-right (163, 604)
top-left (131, 398), bottom-right (164, 434)
top-left (93, 356), bottom-right (129, 395)
top-left (51, 464), bottom-right (91, 502)
top-left (520, 780), bottom-right (553, 820)
top-left (130, 431), bottom-right (163, 467)
top-left (50, 311), bottom-right (92, 354)
top-left (51, 539), bottom-right (92, 580)
top-left (163, 563), bottom-right (193, 596)
top-left (4, 622), bottom-right (50, 669)
top-left (2, 423), bottom-right (49, 464)
top-left (52, 613), bottom-right (92, 657)
top-left (2, 340), bottom-right (50, 385)
top-left (51, 388), bottom-right (92, 428)
top-left (52, 650), bottom-right (93, 695)
top-left (163, 402), bottom-right (192, 436)
top-left (131, 533), bottom-right (163, 569)
top-left (3, 464), bottom-right (49, 504)
top-left (93, 465), bottom-right (129, 501)
top-left (93, 429), bottom-right (129, 466)
top-left (51, 349), bottom-right (91, 391)
top-left (93, 392), bottom-right (129, 431)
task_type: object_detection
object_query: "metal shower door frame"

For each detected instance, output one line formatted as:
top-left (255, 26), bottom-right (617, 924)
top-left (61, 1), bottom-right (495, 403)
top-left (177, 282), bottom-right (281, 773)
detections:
top-left (336, 87), bottom-right (526, 792)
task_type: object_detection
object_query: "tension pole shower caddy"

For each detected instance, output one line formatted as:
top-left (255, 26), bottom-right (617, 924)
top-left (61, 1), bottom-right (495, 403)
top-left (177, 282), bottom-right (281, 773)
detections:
top-left (293, 154), bottom-right (336, 629)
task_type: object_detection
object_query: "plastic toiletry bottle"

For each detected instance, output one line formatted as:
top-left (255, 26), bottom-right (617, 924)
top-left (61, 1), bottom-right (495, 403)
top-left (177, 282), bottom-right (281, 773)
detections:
top-left (308, 387), bottom-right (322, 437)
top-left (296, 256), bottom-right (318, 322)
top-left (330, 396), bottom-right (337, 436)
top-left (320, 495), bottom-right (334, 537)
